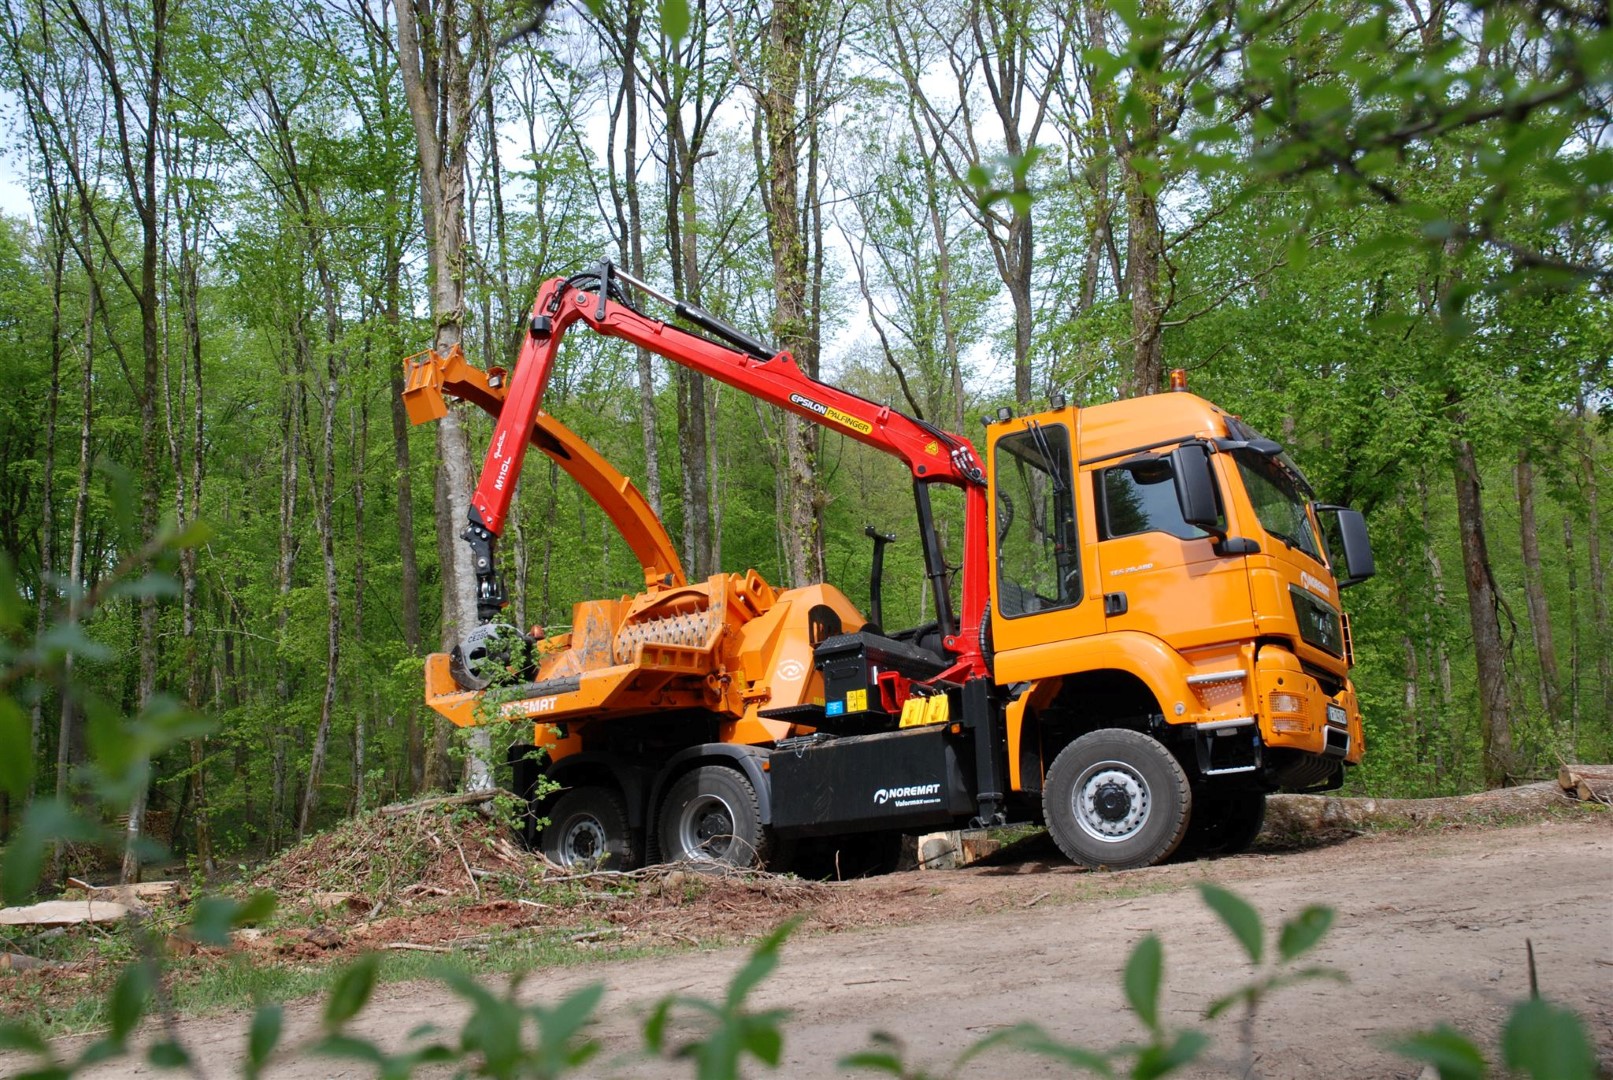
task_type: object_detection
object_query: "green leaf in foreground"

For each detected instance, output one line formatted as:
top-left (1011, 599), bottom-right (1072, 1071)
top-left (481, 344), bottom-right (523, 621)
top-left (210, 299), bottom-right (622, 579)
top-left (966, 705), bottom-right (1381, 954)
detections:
top-left (1277, 905), bottom-right (1335, 962)
top-left (1198, 884), bottom-right (1264, 964)
top-left (658, 0), bottom-right (688, 43)
top-left (245, 1003), bottom-right (283, 1079)
top-left (324, 954), bottom-right (380, 1030)
top-left (1124, 934), bottom-right (1164, 1032)
top-left (1502, 999), bottom-right (1595, 1080)
top-left (1134, 1029), bottom-right (1210, 1080)
top-left (1391, 1024), bottom-right (1487, 1080)
top-left (189, 891), bottom-right (277, 947)
top-left (1, 797), bottom-right (100, 905)
top-left (146, 1040), bottom-right (190, 1068)
top-left (109, 960), bottom-right (156, 1044)
top-left (0, 1020), bottom-right (48, 1055)
top-left (0, 695), bottom-right (33, 798)
top-left (959, 1023), bottom-right (1114, 1075)
top-left (727, 917), bottom-right (798, 1008)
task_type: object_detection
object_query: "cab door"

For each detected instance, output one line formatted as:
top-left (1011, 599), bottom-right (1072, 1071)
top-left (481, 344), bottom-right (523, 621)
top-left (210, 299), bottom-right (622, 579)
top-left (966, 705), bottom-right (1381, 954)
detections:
top-left (986, 414), bottom-right (1107, 680)
top-left (1091, 452), bottom-right (1254, 650)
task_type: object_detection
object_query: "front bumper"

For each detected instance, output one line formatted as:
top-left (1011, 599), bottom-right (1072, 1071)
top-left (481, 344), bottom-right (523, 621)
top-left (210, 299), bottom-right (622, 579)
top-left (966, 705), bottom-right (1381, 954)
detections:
top-left (1253, 646), bottom-right (1364, 765)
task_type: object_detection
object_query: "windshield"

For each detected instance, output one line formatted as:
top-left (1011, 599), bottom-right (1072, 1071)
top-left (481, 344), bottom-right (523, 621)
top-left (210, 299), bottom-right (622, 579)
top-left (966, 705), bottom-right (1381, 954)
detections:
top-left (1233, 450), bottom-right (1323, 562)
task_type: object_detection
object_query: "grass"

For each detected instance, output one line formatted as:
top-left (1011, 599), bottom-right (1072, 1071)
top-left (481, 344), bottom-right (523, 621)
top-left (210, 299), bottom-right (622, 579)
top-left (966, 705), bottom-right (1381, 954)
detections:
top-left (5, 922), bottom-right (688, 1039)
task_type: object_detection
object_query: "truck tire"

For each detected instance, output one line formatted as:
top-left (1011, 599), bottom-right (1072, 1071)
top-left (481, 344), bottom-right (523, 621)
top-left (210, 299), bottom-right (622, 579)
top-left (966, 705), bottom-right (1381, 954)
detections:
top-left (542, 787), bottom-right (637, 870)
top-left (1180, 790), bottom-right (1266, 858)
top-left (657, 765), bottom-right (769, 868)
top-left (1043, 729), bottom-right (1191, 870)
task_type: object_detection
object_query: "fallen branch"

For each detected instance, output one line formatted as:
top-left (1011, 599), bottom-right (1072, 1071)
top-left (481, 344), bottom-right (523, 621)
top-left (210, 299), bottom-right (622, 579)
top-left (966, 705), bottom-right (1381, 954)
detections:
top-left (379, 789), bottom-right (517, 817)
top-left (452, 834), bottom-right (482, 901)
top-left (385, 942), bottom-right (450, 953)
top-left (0, 951), bottom-right (80, 972)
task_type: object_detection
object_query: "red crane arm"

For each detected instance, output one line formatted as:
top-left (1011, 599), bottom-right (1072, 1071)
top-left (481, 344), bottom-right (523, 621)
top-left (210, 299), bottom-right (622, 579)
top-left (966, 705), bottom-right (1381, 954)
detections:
top-left (465, 271), bottom-right (990, 678)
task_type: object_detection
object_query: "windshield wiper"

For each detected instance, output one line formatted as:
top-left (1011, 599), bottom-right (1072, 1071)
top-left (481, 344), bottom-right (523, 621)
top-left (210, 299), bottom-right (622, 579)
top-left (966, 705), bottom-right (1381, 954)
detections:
top-left (1025, 421), bottom-right (1067, 493)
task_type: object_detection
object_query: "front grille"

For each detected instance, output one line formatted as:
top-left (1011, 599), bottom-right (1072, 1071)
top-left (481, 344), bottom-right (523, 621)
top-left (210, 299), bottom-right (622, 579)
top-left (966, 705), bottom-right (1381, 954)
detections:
top-left (1290, 586), bottom-right (1344, 658)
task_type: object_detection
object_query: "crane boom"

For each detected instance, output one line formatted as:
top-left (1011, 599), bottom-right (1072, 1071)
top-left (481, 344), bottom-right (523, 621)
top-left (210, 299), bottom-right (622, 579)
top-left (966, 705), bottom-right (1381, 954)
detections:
top-left (460, 265), bottom-right (990, 679)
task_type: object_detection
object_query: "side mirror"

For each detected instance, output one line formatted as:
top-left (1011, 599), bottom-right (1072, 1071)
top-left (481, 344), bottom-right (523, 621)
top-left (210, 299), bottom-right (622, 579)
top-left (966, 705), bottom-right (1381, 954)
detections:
top-left (1169, 443), bottom-right (1221, 531)
top-left (1315, 505), bottom-right (1375, 587)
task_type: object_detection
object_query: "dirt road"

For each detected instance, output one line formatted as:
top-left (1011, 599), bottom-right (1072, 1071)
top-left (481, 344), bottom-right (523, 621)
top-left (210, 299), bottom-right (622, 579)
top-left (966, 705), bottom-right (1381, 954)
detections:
top-left (56, 818), bottom-right (1613, 1077)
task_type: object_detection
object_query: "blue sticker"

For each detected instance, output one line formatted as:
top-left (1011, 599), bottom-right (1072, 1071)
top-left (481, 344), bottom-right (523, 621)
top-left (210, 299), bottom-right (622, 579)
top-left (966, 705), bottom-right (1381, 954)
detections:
top-left (825, 700), bottom-right (846, 716)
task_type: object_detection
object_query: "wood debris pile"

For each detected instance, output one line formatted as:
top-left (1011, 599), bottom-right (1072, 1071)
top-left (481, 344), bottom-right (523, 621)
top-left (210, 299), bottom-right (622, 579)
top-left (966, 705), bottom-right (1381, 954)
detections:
top-left (250, 792), bottom-right (539, 911)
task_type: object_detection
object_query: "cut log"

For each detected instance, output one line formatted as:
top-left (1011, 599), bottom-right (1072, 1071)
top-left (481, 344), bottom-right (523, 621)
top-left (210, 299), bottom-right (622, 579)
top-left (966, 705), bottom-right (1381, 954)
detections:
top-left (1265, 777), bottom-right (1606, 838)
top-left (1558, 765), bottom-right (1613, 804)
top-left (65, 878), bottom-right (178, 902)
top-left (0, 899), bottom-right (133, 926)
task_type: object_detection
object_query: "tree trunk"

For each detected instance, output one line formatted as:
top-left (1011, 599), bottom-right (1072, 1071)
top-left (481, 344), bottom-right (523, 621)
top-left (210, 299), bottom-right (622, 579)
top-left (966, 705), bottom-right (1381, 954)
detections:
top-left (1452, 436), bottom-right (1514, 786)
top-left (398, 0), bottom-right (489, 791)
top-left (53, 244), bottom-right (94, 883)
top-left (1584, 424), bottom-right (1611, 727)
top-left (1563, 514), bottom-right (1580, 746)
top-left (271, 367), bottom-right (303, 850)
top-left (759, 0), bottom-right (819, 588)
top-left (1514, 449), bottom-right (1563, 726)
top-left (602, 0), bottom-right (660, 516)
top-left (383, 260), bottom-right (423, 792)
top-left (32, 209), bottom-right (64, 799)
top-left (174, 193), bottom-right (211, 873)
top-left (1121, 152), bottom-right (1164, 396)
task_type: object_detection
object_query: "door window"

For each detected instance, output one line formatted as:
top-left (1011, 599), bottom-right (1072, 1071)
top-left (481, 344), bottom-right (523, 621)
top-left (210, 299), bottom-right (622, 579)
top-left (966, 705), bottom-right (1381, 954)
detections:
top-left (993, 424), bottom-right (1080, 618)
top-left (1099, 458), bottom-right (1213, 541)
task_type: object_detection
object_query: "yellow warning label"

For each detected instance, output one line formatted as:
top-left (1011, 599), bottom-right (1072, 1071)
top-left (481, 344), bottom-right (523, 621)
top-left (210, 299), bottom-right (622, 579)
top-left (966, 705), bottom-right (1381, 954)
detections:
top-left (924, 440), bottom-right (940, 456)
top-left (900, 694), bottom-right (950, 727)
top-left (825, 406), bottom-right (874, 435)
top-left (846, 688), bottom-right (868, 712)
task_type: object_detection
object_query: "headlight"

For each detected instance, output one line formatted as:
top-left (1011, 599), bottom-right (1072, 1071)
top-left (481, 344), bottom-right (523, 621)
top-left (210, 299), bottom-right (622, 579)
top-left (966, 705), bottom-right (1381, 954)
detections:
top-left (1270, 691), bottom-right (1305, 715)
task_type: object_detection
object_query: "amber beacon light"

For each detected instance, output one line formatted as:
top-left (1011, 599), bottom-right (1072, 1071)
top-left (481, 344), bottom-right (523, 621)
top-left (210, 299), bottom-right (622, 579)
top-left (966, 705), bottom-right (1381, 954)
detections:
top-left (1169, 368), bottom-right (1188, 392)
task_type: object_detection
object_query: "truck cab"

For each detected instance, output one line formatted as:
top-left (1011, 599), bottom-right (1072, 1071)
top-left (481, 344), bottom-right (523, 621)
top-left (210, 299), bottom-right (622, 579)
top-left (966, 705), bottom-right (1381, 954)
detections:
top-left (982, 389), bottom-right (1373, 867)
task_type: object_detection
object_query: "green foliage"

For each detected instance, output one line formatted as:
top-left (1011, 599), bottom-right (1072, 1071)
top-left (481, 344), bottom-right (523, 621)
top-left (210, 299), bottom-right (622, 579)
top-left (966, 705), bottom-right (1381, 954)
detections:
top-left (1502, 999), bottom-right (1598, 1080)
top-left (644, 918), bottom-right (797, 1078)
top-left (1394, 1025), bottom-right (1490, 1080)
top-left (1392, 998), bottom-right (1598, 1080)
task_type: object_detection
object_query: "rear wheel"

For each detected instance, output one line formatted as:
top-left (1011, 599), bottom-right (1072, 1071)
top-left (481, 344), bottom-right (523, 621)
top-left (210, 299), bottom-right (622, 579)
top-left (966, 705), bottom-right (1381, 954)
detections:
top-left (1043, 729), bottom-right (1191, 870)
top-left (657, 766), bottom-right (769, 868)
top-left (1180, 790), bottom-right (1266, 858)
top-left (542, 787), bottom-right (637, 869)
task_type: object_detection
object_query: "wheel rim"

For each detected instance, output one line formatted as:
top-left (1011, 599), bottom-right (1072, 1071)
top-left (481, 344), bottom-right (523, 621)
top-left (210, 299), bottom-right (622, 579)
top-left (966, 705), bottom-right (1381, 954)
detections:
top-left (676, 793), bottom-right (737, 861)
top-left (558, 814), bottom-right (607, 865)
top-left (1071, 759), bottom-right (1151, 843)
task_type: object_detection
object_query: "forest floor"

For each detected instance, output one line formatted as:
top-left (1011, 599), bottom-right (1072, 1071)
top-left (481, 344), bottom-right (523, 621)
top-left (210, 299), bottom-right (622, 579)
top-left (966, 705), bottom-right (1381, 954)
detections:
top-left (2, 802), bottom-right (1609, 1077)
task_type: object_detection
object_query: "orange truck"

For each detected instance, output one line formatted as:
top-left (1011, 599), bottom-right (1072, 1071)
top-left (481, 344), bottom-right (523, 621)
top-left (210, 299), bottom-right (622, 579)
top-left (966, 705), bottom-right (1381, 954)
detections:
top-left (403, 263), bottom-right (1375, 872)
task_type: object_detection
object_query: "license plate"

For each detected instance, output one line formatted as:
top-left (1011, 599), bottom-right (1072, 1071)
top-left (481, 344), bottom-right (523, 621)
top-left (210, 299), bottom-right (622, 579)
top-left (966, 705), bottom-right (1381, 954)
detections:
top-left (1326, 703), bottom-right (1348, 728)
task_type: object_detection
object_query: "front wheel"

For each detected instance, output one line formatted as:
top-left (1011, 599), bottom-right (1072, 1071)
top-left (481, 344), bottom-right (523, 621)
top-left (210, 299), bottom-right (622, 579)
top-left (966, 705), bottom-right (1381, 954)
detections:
top-left (657, 765), bottom-right (770, 868)
top-left (1043, 729), bottom-right (1191, 870)
top-left (541, 787), bottom-right (637, 870)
